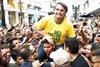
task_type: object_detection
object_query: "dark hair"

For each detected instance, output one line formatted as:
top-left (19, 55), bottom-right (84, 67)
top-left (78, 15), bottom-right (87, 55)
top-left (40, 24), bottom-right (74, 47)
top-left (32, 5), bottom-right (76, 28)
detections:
top-left (91, 42), bottom-right (100, 55)
top-left (0, 43), bottom-right (11, 50)
top-left (11, 49), bottom-right (21, 61)
top-left (20, 48), bottom-right (35, 60)
top-left (96, 34), bottom-right (100, 37)
top-left (73, 25), bottom-right (78, 28)
top-left (56, 2), bottom-right (68, 12)
top-left (83, 22), bottom-right (87, 26)
top-left (41, 39), bottom-right (50, 44)
top-left (65, 37), bottom-right (79, 54)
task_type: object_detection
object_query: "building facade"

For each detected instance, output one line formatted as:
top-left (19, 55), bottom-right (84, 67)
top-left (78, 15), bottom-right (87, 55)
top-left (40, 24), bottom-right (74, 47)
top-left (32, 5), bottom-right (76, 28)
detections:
top-left (79, 0), bottom-right (100, 15)
top-left (0, 0), bottom-right (53, 27)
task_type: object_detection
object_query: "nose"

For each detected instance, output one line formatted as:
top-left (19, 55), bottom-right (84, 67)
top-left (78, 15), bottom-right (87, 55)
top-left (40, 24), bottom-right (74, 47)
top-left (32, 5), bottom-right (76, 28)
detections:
top-left (57, 9), bottom-right (61, 14)
top-left (45, 47), bottom-right (48, 51)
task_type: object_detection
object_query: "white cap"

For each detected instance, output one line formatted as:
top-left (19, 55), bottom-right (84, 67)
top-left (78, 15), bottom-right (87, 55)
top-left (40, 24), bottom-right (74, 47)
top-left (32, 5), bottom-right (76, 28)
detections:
top-left (42, 36), bottom-right (55, 45)
top-left (50, 48), bottom-right (70, 65)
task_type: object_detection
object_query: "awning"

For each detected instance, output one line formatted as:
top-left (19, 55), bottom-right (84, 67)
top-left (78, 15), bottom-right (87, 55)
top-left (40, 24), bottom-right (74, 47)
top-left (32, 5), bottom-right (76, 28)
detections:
top-left (80, 14), bottom-right (91, 17)
top-left (87, 8), bottom-right (100, 15)
top-left (81, 7), bottom-right (100, 17)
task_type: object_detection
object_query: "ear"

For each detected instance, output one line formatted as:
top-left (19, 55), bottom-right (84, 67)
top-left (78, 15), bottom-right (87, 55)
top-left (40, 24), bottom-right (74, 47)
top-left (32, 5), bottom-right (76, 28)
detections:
top-left (65, 47), bottom-right (70, 53)
top-left (52, 45), bottom-right (55, 49)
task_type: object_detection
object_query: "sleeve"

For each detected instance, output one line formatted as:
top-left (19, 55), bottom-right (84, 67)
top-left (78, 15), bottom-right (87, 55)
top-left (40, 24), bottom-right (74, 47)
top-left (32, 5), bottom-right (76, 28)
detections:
top-left (34, 17), bottom-right (48, 30)
top-left (67, 23), bottom-right (76, 37)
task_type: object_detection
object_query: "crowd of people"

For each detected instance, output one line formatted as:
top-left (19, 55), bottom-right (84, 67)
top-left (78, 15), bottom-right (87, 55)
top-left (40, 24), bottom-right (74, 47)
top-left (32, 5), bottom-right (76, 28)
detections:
top-left (0, 2), bottom-right (100, 67)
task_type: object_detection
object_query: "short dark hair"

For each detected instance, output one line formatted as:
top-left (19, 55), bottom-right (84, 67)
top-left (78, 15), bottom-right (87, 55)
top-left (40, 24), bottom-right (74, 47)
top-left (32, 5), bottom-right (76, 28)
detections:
top-left (95, 34), bottom-right (100, 37)
top-left (56, 2), bottom-right (68, 12)
top-left (41, 39), bottom-right (50, 44)
top-left (65, 37), bottom-right (79, 54)
top-left (20, 48), bottom-right (35, 60)
top-left (11, 49), bottom-right (21, 61)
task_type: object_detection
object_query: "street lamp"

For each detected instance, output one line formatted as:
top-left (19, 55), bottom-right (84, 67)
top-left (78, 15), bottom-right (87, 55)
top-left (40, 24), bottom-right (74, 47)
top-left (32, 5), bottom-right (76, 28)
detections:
top-left (19, 0), bottom-right (23, 24)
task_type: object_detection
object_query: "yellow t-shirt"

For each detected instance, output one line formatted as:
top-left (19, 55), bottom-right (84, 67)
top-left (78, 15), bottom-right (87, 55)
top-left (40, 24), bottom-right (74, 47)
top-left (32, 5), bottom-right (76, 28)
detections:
top-left (34, 15), bottom-right (75, 45)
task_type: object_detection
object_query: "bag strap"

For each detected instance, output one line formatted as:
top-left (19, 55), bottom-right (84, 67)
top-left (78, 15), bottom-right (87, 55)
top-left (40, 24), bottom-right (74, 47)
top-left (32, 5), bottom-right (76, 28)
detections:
top-left (81, 54), bottom-right (92, 67)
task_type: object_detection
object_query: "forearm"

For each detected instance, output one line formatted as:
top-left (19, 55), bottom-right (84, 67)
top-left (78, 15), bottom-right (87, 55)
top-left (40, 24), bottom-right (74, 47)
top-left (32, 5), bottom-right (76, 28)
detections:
top-left (35, 30), bottom-right (47, 37)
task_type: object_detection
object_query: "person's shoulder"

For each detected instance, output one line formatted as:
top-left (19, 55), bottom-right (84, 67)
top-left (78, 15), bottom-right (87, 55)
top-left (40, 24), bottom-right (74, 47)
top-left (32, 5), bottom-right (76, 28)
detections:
top-left (45, 15), bottom-right (54, 20)
top-left (38, 15), bottom-right (54, 22)
top-left (64, 17), bottom-right (73, 25)
top-left (67, 22), bottom-right (73, 25)
top-left (65, 22), bottom-right (73, 27)
top-left (20, 62), bottom-right (32, 67)
top-left (81, 54), bottom-right (92, 67)
top-left (8, 63), bottom-right (18, 67)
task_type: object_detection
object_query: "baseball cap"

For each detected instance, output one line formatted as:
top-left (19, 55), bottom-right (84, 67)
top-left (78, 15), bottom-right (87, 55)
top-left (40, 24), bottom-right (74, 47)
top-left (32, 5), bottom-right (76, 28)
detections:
top-left (41, 36), bottom-right (55, 45)
top-left (50, 48), bottom-right (70, 65)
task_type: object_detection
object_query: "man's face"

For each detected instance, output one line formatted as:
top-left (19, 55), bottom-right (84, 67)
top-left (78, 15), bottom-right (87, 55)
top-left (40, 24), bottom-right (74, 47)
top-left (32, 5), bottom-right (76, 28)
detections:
top-left (16, 56), bottom-right (24, 65)
top-left (95, 37), bottom-right (100, 42)
top-left (13, 39), bottom-right (21, 48)
top-left (54, 4), bottom-right (66, 20)
top-left (1, 48), bottom-right (11, 63)
top-left (28, 53), bottom-right (34, 62)
top-left (43, 43), bottom-right (55, 55)
top-left (94, 34), bottom-right (100, 43)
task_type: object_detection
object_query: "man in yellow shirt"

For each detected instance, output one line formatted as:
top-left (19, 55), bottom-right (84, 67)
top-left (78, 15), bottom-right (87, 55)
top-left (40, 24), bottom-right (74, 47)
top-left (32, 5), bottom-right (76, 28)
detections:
top-left (34, 2), bottom-right (76, 62)
top-left (34, 2), bottom-right (75, 46)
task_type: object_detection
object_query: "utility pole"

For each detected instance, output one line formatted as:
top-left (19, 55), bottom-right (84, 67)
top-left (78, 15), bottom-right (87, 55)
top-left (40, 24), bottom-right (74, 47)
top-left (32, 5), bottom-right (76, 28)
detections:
top-left (19, 0), bottom-right (22, 25)
top-left (1, 0), bottom-right (6, 27)
top-left (72, 5), bottom-right (80, 20)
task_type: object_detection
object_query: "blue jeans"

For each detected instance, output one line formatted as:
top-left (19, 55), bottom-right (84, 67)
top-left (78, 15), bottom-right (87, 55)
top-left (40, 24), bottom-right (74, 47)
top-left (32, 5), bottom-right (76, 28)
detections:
top-left (37, 43), bottom-right (46, 62)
